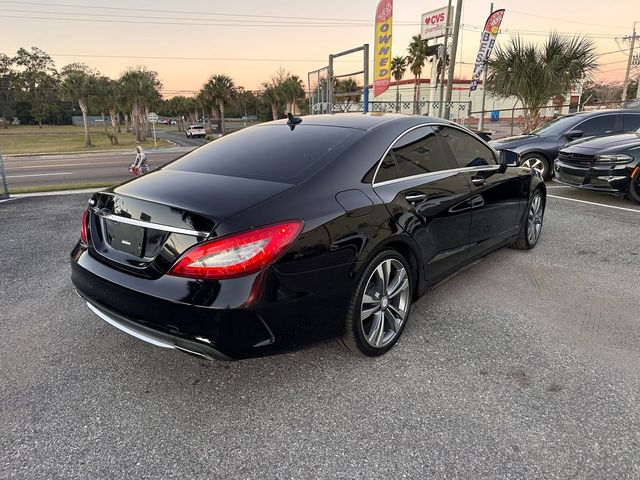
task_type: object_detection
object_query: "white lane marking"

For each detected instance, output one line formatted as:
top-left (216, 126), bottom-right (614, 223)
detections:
top-left (7, 172), bottom-right (74, 178)
top-left (548, 194), bottom-right (640, 213)
top-left (7, 162), bottom-right (94, 169)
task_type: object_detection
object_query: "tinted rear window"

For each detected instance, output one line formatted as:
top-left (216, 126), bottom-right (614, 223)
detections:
top-left (166, 125), bottom-right (358, 182)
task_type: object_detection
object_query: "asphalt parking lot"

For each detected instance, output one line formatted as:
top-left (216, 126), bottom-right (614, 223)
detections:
top-left (1, 186), bottom-right (639, 479)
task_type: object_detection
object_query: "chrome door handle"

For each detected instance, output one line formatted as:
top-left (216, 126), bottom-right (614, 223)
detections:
top-left (471, 177), bottom-right (486, 186)
top-left (405, 192), bottom-right (426, 203)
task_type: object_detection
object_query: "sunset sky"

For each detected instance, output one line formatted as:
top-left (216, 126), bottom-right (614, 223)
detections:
top-left (0, 0), bottom-right (638, 96)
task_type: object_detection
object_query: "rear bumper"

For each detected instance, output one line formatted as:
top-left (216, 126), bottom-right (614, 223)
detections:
top-left (553, 160), bottom-right (630, 193)
top-left (82, 298), bottom-right (232, 361)
top-left (71, 245), bottom-right (353, 360)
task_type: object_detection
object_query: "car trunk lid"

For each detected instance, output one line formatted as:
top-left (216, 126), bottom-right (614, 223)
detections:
top-left (87, 169), bottom-right (293, 277)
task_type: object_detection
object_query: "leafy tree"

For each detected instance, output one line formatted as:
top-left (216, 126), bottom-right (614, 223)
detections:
top-left (487, 33), bottom-right (597, 132)
top-left (390, 56), bottom-right (407, 111)
top-left (281, 75), bottom-right (305, 114)
top-left (61, 63), bottom-right (99, 146)
top-left (201, 74), bottom-right (236, 134)
top-left (334, 78), bottom-right (360, 102)
top-left (119, 67), bottom-right (162, 142)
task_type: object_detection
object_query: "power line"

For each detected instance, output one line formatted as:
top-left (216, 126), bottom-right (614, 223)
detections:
top-left (507, 9), bottom-right (626, 29)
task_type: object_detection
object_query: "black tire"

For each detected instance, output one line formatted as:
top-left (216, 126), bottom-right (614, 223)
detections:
top-left (520, 153), bottom-right (551, 180)
top-left (512, 189), bottom-right (545, 250)
top-left (628, 171), bottom-right (640, 205)
top-left (341, 250), bottom-right (413, 356)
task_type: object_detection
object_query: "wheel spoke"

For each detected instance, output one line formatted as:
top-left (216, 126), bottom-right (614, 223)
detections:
top-left (384, 309), bottom-right (399, 333)
top-left (365, 311), bottom-right (383, 345)
top-left (387, 267), bottom-right (407, 298)
top-left (361, 303), bottom-right (380, 320)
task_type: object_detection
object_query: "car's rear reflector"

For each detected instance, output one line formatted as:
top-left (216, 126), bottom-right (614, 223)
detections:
top-left (80, 209), bottom-right (89, 244)
top-left (169, 221), bottom-right (303, 280)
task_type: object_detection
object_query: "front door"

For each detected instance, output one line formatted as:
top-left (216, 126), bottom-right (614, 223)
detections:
top-left (436, 125), bottom-right (525, 257)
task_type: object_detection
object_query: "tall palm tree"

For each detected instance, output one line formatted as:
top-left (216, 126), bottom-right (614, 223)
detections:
top-left (60, 63), bottom-right (99, 147)
top-left (201, 75), bottom-right (236, 134)
top-left (281, 75), bottom-right (305, 114)
top-left (119, 67), bottom-right (162, 142)
top-left (406, 35), bottom-right (426, 114)
top-left (487, 33), bottom-right (597, 132)
top-left (390, 56), bottom-right (407, 112)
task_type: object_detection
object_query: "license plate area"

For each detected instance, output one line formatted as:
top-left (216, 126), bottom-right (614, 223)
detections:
top-left (105, 220), bottom-right (145, 257)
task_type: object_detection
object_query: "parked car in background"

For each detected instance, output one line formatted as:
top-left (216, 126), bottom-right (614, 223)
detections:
top-left (70, 114), bottom-right (546, 361)
top-left (489, 109), bottom-right (640, 179)
top-left (554, 128), bottom-right (640, 204)
top-left (185, 124), bottom-right (206, 138)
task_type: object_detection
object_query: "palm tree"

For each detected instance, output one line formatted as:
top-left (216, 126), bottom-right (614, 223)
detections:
top-left (261, 81), bottom-right (285, 120)
top-left (201, 75), bottom-right (236, 134)
top-left (119, 67), bottom-right (162, 142)
top-left (406, 36), bottom-right (426, 114)
top-left (60, 63), bottom-right (99, 147)
top-left (281, 75), bottom-right (305, 114)
top-left (334, 78), bottom-right (360, 103)
top-left (487, 33), bottom-right (597, 132)
top-left (390, 56), bottom-right (407, 112)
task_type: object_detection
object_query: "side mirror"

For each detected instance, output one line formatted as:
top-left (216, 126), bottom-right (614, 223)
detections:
top-left (499, 149), bottom-right (519, 167)
top-left (565, 129), bottom-right (583, 140)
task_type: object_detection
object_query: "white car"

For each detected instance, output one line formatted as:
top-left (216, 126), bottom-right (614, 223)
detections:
top-left (185, 125), bottom-right (206, 138)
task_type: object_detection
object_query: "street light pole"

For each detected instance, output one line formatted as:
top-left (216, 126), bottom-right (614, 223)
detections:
top-left (621, 21), bottom-right (638, 105)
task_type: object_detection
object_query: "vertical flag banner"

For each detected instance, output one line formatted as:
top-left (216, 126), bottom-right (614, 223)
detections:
top-left (469, 9), bottom-right (505, 92)
top-left (374, 0), bottom-right (393, 97)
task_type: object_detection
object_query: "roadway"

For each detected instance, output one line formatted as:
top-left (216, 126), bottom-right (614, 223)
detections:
top-left (2, 129), bottom-right (205, 191)
top-left (2, 150), bottom-right (189, 190)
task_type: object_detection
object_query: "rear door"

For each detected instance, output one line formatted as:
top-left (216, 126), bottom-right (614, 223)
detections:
top-left (436, 125), bottom-right (525, 257)
top-left (372, 125), bottom-right (473, 283)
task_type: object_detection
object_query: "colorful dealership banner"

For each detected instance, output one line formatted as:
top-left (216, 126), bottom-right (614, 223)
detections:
top-left (469, 9), bottom-right (505, 92)
top-left (373, 0), bottom-right (393, 97)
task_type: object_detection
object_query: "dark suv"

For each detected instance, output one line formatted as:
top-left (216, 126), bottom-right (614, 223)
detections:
top-left (489, 109), bottom-right (640, 179)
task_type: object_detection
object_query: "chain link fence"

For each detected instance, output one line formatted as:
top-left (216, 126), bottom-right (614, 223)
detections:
top-left (308, 67), bottom-right (330, 115)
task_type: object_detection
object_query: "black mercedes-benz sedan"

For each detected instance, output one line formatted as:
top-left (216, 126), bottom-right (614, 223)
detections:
top-left (489, 109), bottom-right (640, 179)
top-left (554, 129), bottom-right (640, 204)
top-left (71, 114), bottom-right (546, 360)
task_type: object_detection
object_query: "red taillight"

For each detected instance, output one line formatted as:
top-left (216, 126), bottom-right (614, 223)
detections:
top-left (169, 221), bottom-right (304, 280)
top-left (80, 209), bottom-right (89, 244)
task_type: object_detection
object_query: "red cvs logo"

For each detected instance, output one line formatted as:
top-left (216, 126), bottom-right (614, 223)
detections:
top-left (425, 13), bottom-right (445, 25)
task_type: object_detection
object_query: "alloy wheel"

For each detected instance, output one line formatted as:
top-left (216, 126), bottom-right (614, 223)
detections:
top-left (528, 193), bottom-right (544, 245)
top-left (360, 259), bottom-right (410, 348)
top-left (521, 157), bottom-right (546, 176)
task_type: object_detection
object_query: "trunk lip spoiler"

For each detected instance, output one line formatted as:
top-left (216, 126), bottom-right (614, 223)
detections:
top-left (91, 207), bottom-right (209, 238)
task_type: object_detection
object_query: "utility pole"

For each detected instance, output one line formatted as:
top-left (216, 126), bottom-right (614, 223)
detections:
top-left (621, 21), bottom-right (638, 105)
top-left (478, 2), bottom-right (493, 132)
top-left (444, 0), bottom-right (463, 120)
top-left (438, 0), bottom-right (453, 118)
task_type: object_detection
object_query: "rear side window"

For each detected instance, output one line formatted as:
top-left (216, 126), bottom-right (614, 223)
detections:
top-left (437, 126), bottom-right (497, 168)
top-left (166, 125), bottom-right (358, 182)
top-left (390, 126), bottom-right (452, 178)
top-left (622, 114), bottom-right (640, 132)
top-left (375, 152), bottom-right (399, 182)
top-left (576, 115), bottom-right (617, 136)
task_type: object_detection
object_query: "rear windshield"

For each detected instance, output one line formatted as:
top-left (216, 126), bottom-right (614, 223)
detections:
top-left (190, 125), bottom-right (204, 129)
top-left (165, 124), bottom-right (359, 182)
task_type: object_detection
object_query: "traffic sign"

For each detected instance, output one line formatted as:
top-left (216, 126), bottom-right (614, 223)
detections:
top-left (148, 112), bottom-right (159, 123)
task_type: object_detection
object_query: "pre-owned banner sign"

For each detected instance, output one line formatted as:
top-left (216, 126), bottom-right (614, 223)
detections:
top-left (374, 0), bottom-right (393, 97)
top-left (469, 9), bottom-right (505, 92)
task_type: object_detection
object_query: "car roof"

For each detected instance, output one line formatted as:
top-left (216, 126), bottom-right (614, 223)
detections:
top-left (260, 113), bottom-right (446, 131)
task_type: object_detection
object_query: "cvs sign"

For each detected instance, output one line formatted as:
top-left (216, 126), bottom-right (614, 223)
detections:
top-left (421, 6), bottom-right (452, 40)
